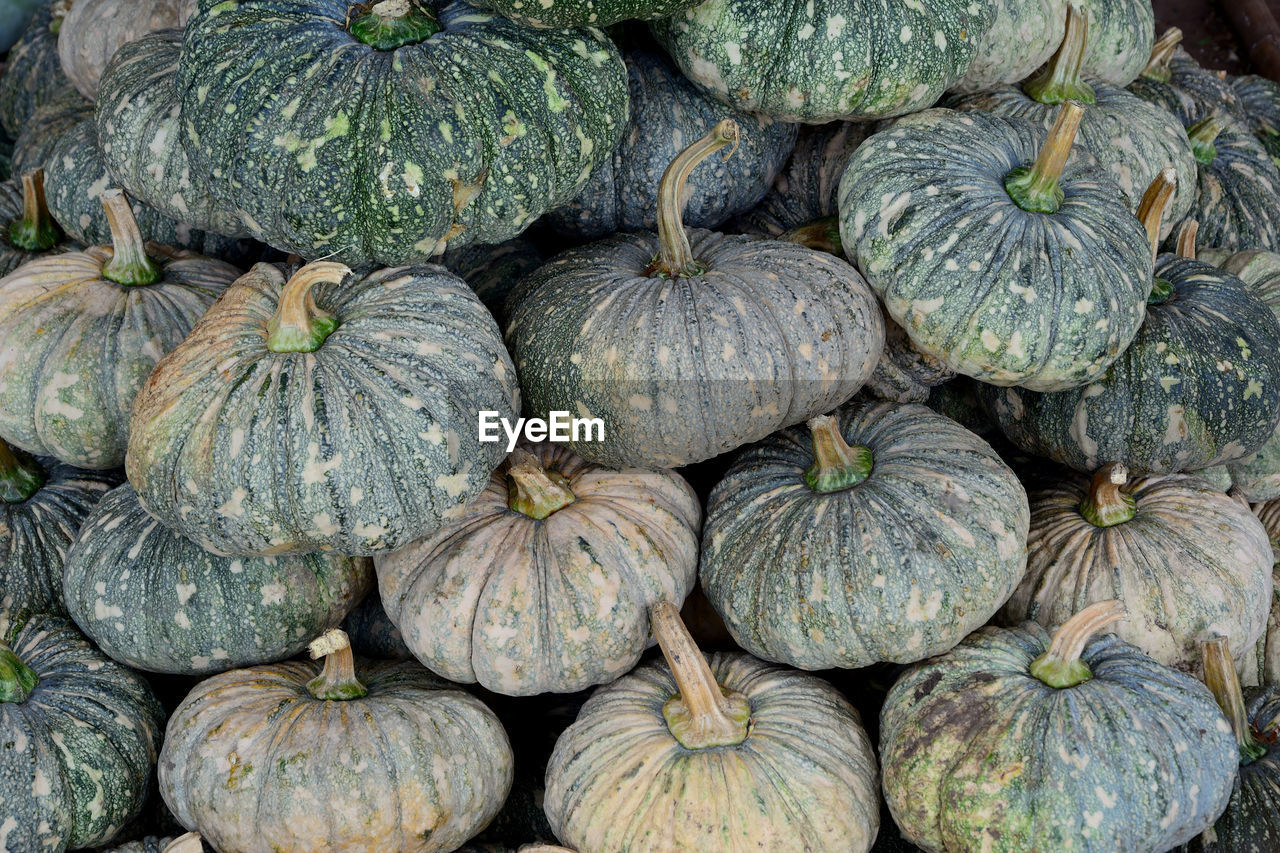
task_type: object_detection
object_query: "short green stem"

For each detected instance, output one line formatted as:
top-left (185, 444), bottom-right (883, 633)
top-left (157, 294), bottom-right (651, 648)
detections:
top-left (1024, 5), bottom-right (1096, 105)
top-left (1079, 463), bottom-right (1135, 527)
top-left (651, 601), bottom-right (750, 750)
top-left (1148, 278), bottom-right (1174, 303)
top-left (1136, 167), bottom-right (1178, 265)
top-left (1140, 27), bottom-right (1183, 83)
top-left (780, 217), bottom-right (843, 256)
top-left (349, 0), bottom-right (442, 50)
top-left (650, 119), bottom-right (740, 279)
top-left (1005, 102), bottom-right (1085, 214)
top-left (1188, 116), bottom-right (1225, 166)
top-left (306, 629), bottom-right (369, 701)
top-left (100, 189), bottom-right (161, 286)
top-left (804, 414), bottom-right (872, 493)
top-left (507, 448), bottom-right (576, 520)
top-left (1203, 636), bottom-right (1268, 765)
top-left (1030, 600), bottom-right (1126, 688)
top-left (9, 169), bottom-right (60, 252)
top-left (0, 643), bottom-right (38, 704)
top-left (266, 262), bottom-right (348, 353)
top-left (0, 439), bottom-right (45, 504)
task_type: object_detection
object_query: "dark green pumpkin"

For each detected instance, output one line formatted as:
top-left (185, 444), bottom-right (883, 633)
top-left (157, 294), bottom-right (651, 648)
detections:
top-left (1127, 32), bottom-right (1247, 125)
top-left (441, 235), bottom-right (543, 326)
top-left (469, 0), bottom-right (698, 27)
top-left (10, 86), bottom-right (91, 175)
top-left (341, 587), bottom-right (412, 660)
top-left (0, 168), bottom-right (69, 277)
top-left (0, 0), bottom-right (72, 137)
top-left (1232, 74), bottom-right (1280, 165)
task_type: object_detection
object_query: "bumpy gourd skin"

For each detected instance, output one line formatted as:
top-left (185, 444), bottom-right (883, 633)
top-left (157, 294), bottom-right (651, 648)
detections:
top-left (1075, 0), bottom-right (1153, 85)
top-left (1233, 74), bottom-right (1280, 163)
top-left (11, 87), bottom-right (92, 175)
top-left (0, 1), bottom-right (71, 137)
top-left (1128, 48), bottom-right (1248, 126)
top-left (469, 0), bottom-right (699, 27)
top-left (951, 0), bottom-right (1066, 94)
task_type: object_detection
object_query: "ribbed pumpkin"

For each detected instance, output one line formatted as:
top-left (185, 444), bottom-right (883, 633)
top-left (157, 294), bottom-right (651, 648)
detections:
top-left (0, 189), bottom-right (238, 469)
top-left (1233, 74), bottom-right (1280, 164)
top-left (951, 0), bottom-right (1066, 94)
top-left (127, 260), bottom-right (520, 556)
top-left (0, 0), bottom-right (72, 136)
top-left (10, 86), bottom-right (90, 174)
top-left (0, 611), bottom-right (165, 850)
top-left (177, 0), bottom-right (627, 265)
top-left (0, 168), bottom-right (68, 277)
top-left (441, 235), bottom-right (542, 326)
top-left (1004, 463), bottom-right (1273, 672)
top-left (56, 0), bottom-right (194, 100)
top-left (1075, 0), bottom-right (1154, 85)
top-left (470, 0), bottom-right (697, 26)
top-left (701, 402), bottom-right (1029, 671)
top-left (508, 120), bottom-right (882, 469)
top-left (840, 103), bottom-right (1151, 391)
top-left (651, 0), bottom-right (996, 123)
top-left (1243, 499), bottom-right (1280, 688)
top-left (1128, 30), bottom-right (1247, 125)
top-left (544, 602), bottom-right (880, 852)
top-left (882, 601), bottom-right (1238, 852)
top-left (377, 442), bottom-right (700, 695)
top-left (159, 629), bottom-right (514, 853)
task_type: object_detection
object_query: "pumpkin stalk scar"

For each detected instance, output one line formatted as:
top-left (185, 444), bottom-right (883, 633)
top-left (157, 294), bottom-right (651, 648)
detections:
top-left (1203, 637), bottom-right (1269, 765)
top-left (99, 189), bottom-right (161, 286)
top-left (1188, 116), bottom-right (1226, 166)
top-left (305, 628), bottom-right (369, 700)
top-left (780, 216), bottom-right (843, 256)
top-left (1004, 101), bottom-right (1084, 214)
top-left (649, 118), bottom-right (739, 279)
top-left (348, 0), bottom-right (442, 50)
top-left (0, 438), bottom-right (45, 503)
top-left (1139, 27), bottom-right (1183, 84)
top-left (1030, 600), bottom-right (1127, 688)
top-left (1176, 219), bottom-right (1199, 260)
top-left (650, 601), bottom-right (750, 749)
top-left (803, 414), bottom-right (873, 493)
top-left (265, 261), bottom-right (350, 353)
top-left (0, 642), bottom-right (38, 703)
top-left (1136, 168), bottom-right (1179, 266)
top-left (9, 169), bottom-right (60, 252)
top-left (506, 448), bottom-right (576, 520)
top-left (1078, 462), bottom-right (1136, 527)
top-left (1023, 6), bottom-right (1096, 106)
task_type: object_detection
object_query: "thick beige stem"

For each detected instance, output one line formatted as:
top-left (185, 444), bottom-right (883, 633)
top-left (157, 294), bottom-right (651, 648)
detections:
top-left (507, 448), bottom-right (576, 519)
top-left (1141, 28), bottom-right (1184, 81)
top-left (266, 262), bottom-right (349, 353)
top-left (306, 629), bottom-right (368, 700)
top-left (651, 601), bottom-right (750, 749)
top-left (1176, 220), bottom-right (1199, 260)
top-left (163, 833), bottom-right (205, 853)
top-left (652, 119), bottom-right (740, 278)
top-left (100, 189), bottom-right (161, 286)
top-left (1136, 168), bottom-right (1178, 265)
top-left (1031, 600), bottom-right (1126, 688)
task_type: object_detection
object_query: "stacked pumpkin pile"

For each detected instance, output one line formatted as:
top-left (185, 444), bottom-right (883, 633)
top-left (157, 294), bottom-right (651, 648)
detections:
top-left (3, 0), bottom-right (1280, 850)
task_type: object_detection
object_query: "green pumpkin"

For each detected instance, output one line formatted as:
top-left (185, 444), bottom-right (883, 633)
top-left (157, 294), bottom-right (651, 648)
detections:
top-left (177, 0), bottom-right (627, 265)
top-left (377, 442), bottom-right (701, 695)
top-left (0, 611), bottom-right (165, 850)
top-left (1242, 499), bottom-right (1280, 688)
top-left (0, 0), bottom-right (72, 137)
top-left (701, 402), bottom-right (1028, 671)
top-left (862, 316), bottom-right (956, 404)
top-left (881, 601), bottom-right (1238, 852)
top-left (341, 587), bottom-right (412, 660)
top-left (10, 86), bottom-right (91, 174)
top-left (1074, 0), bottom-right (1154, 85)
top-left (839, 103), bottom-right (1152, 391)
top-left (441, 236), bottom-right (543, 326)
top-left (651, 0), bottom-right (997, 123)
top-left (469, 0), bottom-right (698, 27)
top-left (127, 260), bottom-right (521, 556)
top-left (951, 0), bottom-right (1066, 94)
top-left (1128, 31), bottom-right (1247, 125)
top-left (1232, 74), bottom-right (1280, 165)
top-left (56, 0), bottom-right (194, 101)
top-left (544, 602), bottom-right (881, 852)
top-left (158, 629), bottom-right (514, 853)
top-left (0, 168), bottom-right (69, 277)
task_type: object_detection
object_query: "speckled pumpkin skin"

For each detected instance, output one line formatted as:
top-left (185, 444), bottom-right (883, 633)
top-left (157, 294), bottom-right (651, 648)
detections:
top-left (57, 0), bottom-right (194, 100)
top-left (951, 0), bottom-right (1066, 94)
top-left (986, 255), bottom-right (1280, 474)
top-left (652, 0), bottom-right (996, 123)
top-left (1128, 48), bottom-right (1248, 126)
top-left (0, 612), bottom-right (165, 850)
top-left (159, 655), bottom-right (514, 853)
top-left (0, 239), bottom-right (238, 470)
top-left (1233, 74), bottom-right (1280, 164)
top-left (881, 623), bottom-right (1238, 853)
top-left (470, 0), bottom-right (698, 27)
top-left (178, 0), bottom-right (627, 265)
top-left (545, 651), bottom-right (880, 852)
top-left (545, 48), bottom-right (795, 241)
top-left (702, 401), bottom-right (1028, 670)
top-left (1076, 0), bottom-right (1154, 85)
top-left (1006, 471), bottom-right (1273, 671)
top-left (441, 236), bottom-right (543, 326)
top-left (11, 86), bottom-right (91, 174)
top-left (377, 442), bottom-right (701, 695)
top-left (0, 1), bottom-right (71, 136)
top-left (840, 109), bottom-right (1151, 392)
top-left (863, 316), bottom-right (956, 404)
top-left (127, 262), bottom-right (521, 556)
top-left (1242, 500), bottom-right (1280, 688)
top-left (506, 229), bottom-right (884, 469)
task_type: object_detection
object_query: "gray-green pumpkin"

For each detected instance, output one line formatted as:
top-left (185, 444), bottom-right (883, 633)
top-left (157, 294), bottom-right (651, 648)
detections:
top-left (1242, 499), bottom-right (1280, 688)
top-left (1075, 0), bottom-right (1154, 86)
top-left (440, 235), bottom-right (543, 327)
top-left (950, 0), bottom-right (1066, 94)
top-left (651, 0), bottom-right (997, 123)
top-left (0, 0), bottom-right (72, 137)
top-left (56, 0), bottom-right (195, 101)
top-left (469, 0), bottom-right (698, 27)
top-left (1128, 30), bottom-right (1247, 125)
top-left (1232, 73), bottom-right (1280, 165)
top-left (0, 168), bottom-right (69, 277)
top-left (862, 315), bottom-right (956, 404)
top-left (10, 86), bottom-right (91, 174)
top-left (341, 587), bottom-right (412, 660)
top-left (0, 611), bottom-right (165, 850)
top-left (881, 601), bottom-right (1238, 852)
top-left (177, 0), bottom-right (628, 265)
top-left (126, 260), bottom-right (521, 556)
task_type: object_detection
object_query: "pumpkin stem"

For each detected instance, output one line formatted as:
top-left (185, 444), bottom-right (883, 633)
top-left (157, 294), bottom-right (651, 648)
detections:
top-left (306, 629), bottom-right (369, 701)
top-left (0, 438), bottom-right (44, 504)
top-left (1004, 101), bottom-right (1085, 214)
top-left (1203, 636), bottom-right (1268, 765)
top-left (100, 189), bottom-right (162, 286)
top-left (779, 216), bottom-right (843, 256)
top-left (0, 643), bottom-right (38, 704)
top-left (1030, 600), bottom-right (1126, 688)
top-left (1079, 463), bottom-right (1135, 527)
top-left (651, 600), bottom-right (750, 750)
top-left (163, 833), bottom-right (205, 853)
top-left (1024, 5), bottom-right (1096, 105)
top-left (9, 169), bottom-right (60, 252)
top-left (1140, 27), bottom-right (1183, 83)
top-left (1187, 116), bottom-right (1225, 166)
top-left (1137, 167), bottom-right (1178, 265)
top-left (1176, 219), bottom-right (1199, 260)
top-left (507, 448), bottom-right (576, 520)
top-left (804, 414), bottom-right (873, 493)
top-left (266, 262), bottom-right (349, 353)
top-left (651, 119), bottom-right (740, 279)
top-left (349, 0), bottom-right (441, 49)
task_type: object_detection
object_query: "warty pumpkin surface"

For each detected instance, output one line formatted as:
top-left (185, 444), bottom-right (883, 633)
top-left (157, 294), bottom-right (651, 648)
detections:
top-left (10, 86), bottom-right (91, 175)
top-left (1232, 73), bottom-right (1280, 164)
top-left (951, 0), bottom-right (1066, 94)
top-left (468, 0), bottom-right (698, 27)
top-left (441, 235), bottom-right (542, 326)
top-left (0, 0), bottom-right (72, 137)
top-left (1074, 0), bottom-right (1154, 85)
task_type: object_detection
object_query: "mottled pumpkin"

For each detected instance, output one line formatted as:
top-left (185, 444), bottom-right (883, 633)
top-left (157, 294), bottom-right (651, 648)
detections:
top-left (378, 442), bottom-right (700, 695)
top-left (1233, 74), bottom-right (1280, 164)
top-left (1128, 31), bottom-right (1247, 125)
top-left (545, 602), bottom-right (881, 852)
top-left (0, 611), bottom-right (165, 850)
top-left (0, 169), bottom-right (69, 277)
top-left (470, 0), bottom-right (697, 26)
top-left (57, 0), bottom-right (194, 100)
top-left (159, 629), bottom-right (514, 853)
top-left (862, 316), bottom-right (956, 404)
top-left (882, 601), bottom-right (1238, 852)
top-left (1075, 0), bottom-right (1154, 85)
top-left (441, 235), bottom-right (542, 326)
top-left (0, 0), bottom-right (72, 136)
top-left (10, 86), bottom-right (91, 174)
top-left (1242, 499), bottom-right (1280, 688)
top-left (127, 260), bottom-right (520, 556)
top-left (951, 0), bottom-right (1066, 94)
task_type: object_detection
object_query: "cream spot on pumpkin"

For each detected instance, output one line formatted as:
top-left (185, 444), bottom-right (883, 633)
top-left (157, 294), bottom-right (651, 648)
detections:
top-left (174, 611), bottom-right (191, 629)
top-left (1160, 376), bottom-right (1179, 392)
top-left (725, 42), bottom-right (741, 65)
top-left (42, 372), bottom-right (84, 420)
top-left (980, 329), bottom-right (1000, 352)
top-left (94, 599), bottom-right (123, 620)
top-left (1084, 811), bottom-right (1104, 829)
top-left (350, 487), bottom-right (364, 504)
top-left (1245, 380), bottom-right (1264, 399)
top-left (230, 428), bottom-right (246, 458)
top-left (1074, 298), bottom-right (1094, 314)
top-left (228, 560), bottom-right (243, 575)
top-left (33, 769), bottom-right (50, 796)
top-left (905, 587), bottom-right (943, 621)
top-left (301, 445), bottom-right (343, 484)
top-left (310, 513), bottom-right (339, 537)
top-left (176, 583), bottom-right (197, 605)
top-left (217, 488), bottom-right (248, 519)
top-left (260, 583), bottom-right (286, 606)
top-left (434, 470), bottom-right (471, 499)
top-left (355, 521), bottom-right (388, 540)
top-left (628, 394), bottom-right (652, 411)
top-left (827, 15), bottom-right (846, 37)
top-left (872, 574), bottom-right (886, 587)
top-left (1164, 406), bottom-right (1188, 445)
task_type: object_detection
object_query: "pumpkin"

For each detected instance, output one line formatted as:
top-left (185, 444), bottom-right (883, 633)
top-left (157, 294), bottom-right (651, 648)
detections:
top-left (0, 611), bottom-right (165, 850)
top-left (507, 120), bottom-right (883, 469)
top-left (544, 46), bottom-right (795, 241)
top-left (651, 0), bottom-right (997, 123)
top-left (177, 0), bottom-right (627, 265)
top-left (10, 86), bottom-right (91, 174)
top-left (377, 442), bottom-right (701, 695)
top-left (1242, 499), bottom-right (1280, 688)
top-left (105, 832), bottom-right (205, 853)
top-left (341, 587), bottom-right (412, 660)
top-left (158, 628), bottom-right (514, 853)
top-left (1075, 0), bottom-right (1154, 86)
top-left (56, 0), bottom-right (194, 100)
top-left (441, 235), bottom-right (543, 326)
top-left (0, 168), bottom-right (67, 277)
top-left (470, 0), bottom-right (697, 27)
top-left (924, 376), bottom-right (998, 437)
top-left (839, 102), bottom-right (1151, 391)
top-left (881, 601), bottom-right (1238, 852)
top-left (862, 316), bottom-right (956, 404)
top-left (951, 0), bottom-right (1066, 95)
top-left (127, 259), bottom-right (520, 556)
top-left (544, 601), bottom-right (881, 852)
top-left (1003, 462), bottom-right (1273, 672)
top-left (0, 0), bottom-right (72, 137)
top-left (701, 402), bottom-right (1028, 670)
top-left (1127, 30), bottom-right (1247, 125)
top-left (1232, 74), bottom-right (1280, 164)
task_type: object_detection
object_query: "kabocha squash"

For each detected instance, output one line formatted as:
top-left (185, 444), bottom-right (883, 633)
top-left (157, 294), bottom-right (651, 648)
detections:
top-left (159, 629), bottom-right (514, 853)
top-left (651, 0), bottom-right (997, 123)
top-left (1004, 463), bottom-right (1273, 672)
top-left (127, 260), bottom-right (520, 556)
top-left (839, 103), bottom-right (1151, 391)
top-left (0, 611), bottom-right (165, 850)
top-left (469, 0), bottom-right (698, 27)
top-left (544, 601), bottom-right (880, 852)
top-left (1242, 499), bottom-right (1280, 688)
top-left (1128, 30), bottom-right (1247, 124)
top-left (441, 235), bottom-right (542, 326)
top-left (950, 0), bottom-right (1066, 94)
top-left (508, 120), bottom-right (883, 469)
top-left (10, 86), bottom-right (90, 174)
top-left (177, 0), bottom-right (627, 265)
top-left (0, 0), bottom-right (73, 137)
top-left (0, 169), bottom-right (67, 277)
top-left (56, 0), bottom-right (194, 100)
top-left (701, 402), bottom-right (1029, 671)
top-left (544, 47), bottom-right (795, 240)
top-left (1233, 74), bottom-right (1280, 164)
top-left (881, 601), bottom-right (1238, 853)
top-left (377, 442), bottom-right (701, 695)
top-left (1075, 0), bottom-right (1154, 86)
top-left (862, 316), bottom-right (956, 404)
top-left (341, 587), bottom-right (412, 660)
top-left (0, 189), bottom-right (238, 470)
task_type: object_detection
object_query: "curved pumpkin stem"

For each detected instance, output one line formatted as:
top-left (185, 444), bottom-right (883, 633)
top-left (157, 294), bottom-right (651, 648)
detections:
top-left (1079, 463), bottom-right (1135, 528)
top-left (349, 0), bottom-right (442, 49)
top-left (780, 216), bottom-right (843, 256)
top-left (100, 189), bottom-right (161, 286)
top-left (1136, 167), bottom-right (1178, 265)
top-left (1030, 600), bottom-right (1126, 688)
top-left (0, 438), bottom-right (44, 504)
top-left (1005, 101), bottom-right (1085, 214)
top-left (1203, 636), bottom-right (1268, 764)
top-left (0, 642), bottom-right (38, 704)
top-left (9, 169), bottom-right (60, 252)
top-left (1024, 5), bottom-right (1095, 105)
top-left (1176, 220), bottom-right (1199, 260)
top-left (306, 629), bottom-right (368, 701)
top-left (266, 261), bottom-right (349, 353)
top-left (651, 119), bottom-right (740, 279)
top-left (507, 448), bottom-right (576, 520)
top-left (163, 833), bottom-right (205, 853)
top-left (1140, 27), bottom-right (1183, 82)
top-left (804, 414), bottom-right (873, 493)
top-left (650, 600), bottom-right (750, 749)
top-left (1188, 116), bottom-right (1225, 166)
